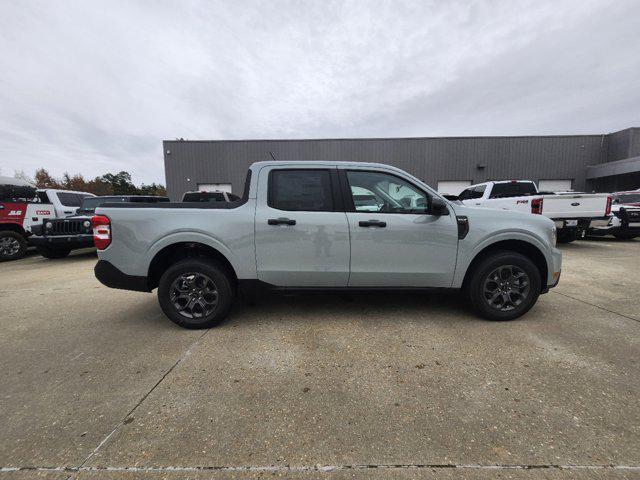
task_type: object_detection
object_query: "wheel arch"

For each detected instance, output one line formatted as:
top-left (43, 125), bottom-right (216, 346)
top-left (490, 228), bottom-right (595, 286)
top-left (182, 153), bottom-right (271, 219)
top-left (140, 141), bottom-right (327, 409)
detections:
top-left (0, 223), bottom-right (26, 235)
top-left (147, 242), bottom-right (238, 290)
top-left (461, 239), bottom-right (548, 292)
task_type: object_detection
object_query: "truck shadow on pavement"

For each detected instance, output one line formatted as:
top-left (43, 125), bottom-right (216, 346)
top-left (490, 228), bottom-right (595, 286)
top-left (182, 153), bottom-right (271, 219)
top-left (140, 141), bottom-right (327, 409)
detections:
top-left (116, 287), bottom-right (548, 331)
top-left (229, 290), bottom-right (486, 329)
top-left (122, 290), bottom-right (481, 331)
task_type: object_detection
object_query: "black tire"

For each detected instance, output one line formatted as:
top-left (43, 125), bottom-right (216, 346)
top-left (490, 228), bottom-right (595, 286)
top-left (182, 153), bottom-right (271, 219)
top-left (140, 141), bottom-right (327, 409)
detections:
top-left (157, 258), bottom-right (234, 329)
top-left (556, 229), bottom-right (578, 244)
top-left (0, 231), bottom-right (27, 261)
top-left (466, 251), bottom-right (541, 321)
top-left (37, 246), bottom-right (72, 259)
top-left (612, 232), bottom-right (638, 240)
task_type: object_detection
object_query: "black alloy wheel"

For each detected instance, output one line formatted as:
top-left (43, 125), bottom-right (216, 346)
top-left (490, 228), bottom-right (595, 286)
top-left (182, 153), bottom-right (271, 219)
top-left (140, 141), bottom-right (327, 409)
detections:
top-left (466, 251), bottom-right (541, 321)
top-left (158, 258), bottom-right (234, 329)
top-left (482, 265), bottom-right (531, 312)
top-left (169, 272), bottom-right (220, 319)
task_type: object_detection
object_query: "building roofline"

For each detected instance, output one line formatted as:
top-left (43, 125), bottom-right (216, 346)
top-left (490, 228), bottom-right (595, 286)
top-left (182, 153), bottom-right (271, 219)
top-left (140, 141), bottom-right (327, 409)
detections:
top-left (586, 155), bottom-right (640, 179)
top-left (163, 133), bottom-right (613, 144)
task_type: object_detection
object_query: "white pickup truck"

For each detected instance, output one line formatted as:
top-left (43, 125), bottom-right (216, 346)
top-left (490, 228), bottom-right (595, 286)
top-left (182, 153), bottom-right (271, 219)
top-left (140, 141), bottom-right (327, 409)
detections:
top-left (457, 181), bottom-right (611, 243)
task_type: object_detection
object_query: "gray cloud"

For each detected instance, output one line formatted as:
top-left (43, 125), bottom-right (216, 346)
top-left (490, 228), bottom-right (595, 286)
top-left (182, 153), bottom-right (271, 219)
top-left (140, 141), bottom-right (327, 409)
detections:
top-left (0, 0), bottom-right (638, 184)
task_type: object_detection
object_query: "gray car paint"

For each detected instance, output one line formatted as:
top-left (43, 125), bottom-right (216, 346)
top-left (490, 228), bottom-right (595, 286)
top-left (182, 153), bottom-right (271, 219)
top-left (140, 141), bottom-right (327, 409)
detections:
top-left (96, 161), bottom-right (562, 289)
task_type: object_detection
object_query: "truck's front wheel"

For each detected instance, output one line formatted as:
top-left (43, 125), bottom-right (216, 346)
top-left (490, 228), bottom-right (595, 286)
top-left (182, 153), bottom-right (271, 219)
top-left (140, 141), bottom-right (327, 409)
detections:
top-left (157, 259), bottom-right (234, 329)
top-left (466, 251), bottom-right (541, 321)
top-left (0, 231), bottom-right (27, 261)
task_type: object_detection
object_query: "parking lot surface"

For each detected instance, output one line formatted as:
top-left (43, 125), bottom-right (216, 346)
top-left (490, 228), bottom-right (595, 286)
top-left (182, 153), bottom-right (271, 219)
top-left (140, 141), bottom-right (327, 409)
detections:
top-left (1, 240), bottom-right (639, 479)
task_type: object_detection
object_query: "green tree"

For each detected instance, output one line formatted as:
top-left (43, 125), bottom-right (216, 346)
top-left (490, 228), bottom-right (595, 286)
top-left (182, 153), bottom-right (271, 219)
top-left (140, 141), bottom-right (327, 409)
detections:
top-left (100, 171), bottom-right (137, 195)
top-left (138, 182), bottom-right (167, 197)
top-left (86, 177), bottom-right (114, 196)
top-left (31, 168), bottom-right (166, 197)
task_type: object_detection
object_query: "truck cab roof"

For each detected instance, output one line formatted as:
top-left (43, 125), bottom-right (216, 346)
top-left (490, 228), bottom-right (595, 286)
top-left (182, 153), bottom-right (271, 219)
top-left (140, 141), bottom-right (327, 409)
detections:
top-left (470, 180), bottom-right (536, 187)
top-left (248, 160), bottom-right (427, 172)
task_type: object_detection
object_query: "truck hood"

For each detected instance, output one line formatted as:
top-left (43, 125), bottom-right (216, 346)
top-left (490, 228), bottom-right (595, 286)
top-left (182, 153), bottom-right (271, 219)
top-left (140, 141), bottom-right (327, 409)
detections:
top-left (450, 202), bottom-right (556, 230)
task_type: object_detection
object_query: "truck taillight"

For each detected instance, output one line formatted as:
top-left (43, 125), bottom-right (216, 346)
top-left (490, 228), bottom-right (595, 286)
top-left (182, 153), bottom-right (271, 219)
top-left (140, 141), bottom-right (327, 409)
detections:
top-left (605, 195), bottom-right (612, 216)
top-left (531, 197), bottom-right (543, 214)
top-left (92, 215), bottom-right (111, 250)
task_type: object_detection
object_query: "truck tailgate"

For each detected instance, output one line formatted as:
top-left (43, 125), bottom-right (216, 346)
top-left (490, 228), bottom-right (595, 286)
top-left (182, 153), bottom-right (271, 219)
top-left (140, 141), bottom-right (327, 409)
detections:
top-left (541, 194), bottom-right (609, 219)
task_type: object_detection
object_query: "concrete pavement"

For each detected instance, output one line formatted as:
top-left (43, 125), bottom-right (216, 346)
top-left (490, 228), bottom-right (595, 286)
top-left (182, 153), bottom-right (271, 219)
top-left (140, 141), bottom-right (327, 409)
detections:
top-left (1, 241), bottom-right (638, 479)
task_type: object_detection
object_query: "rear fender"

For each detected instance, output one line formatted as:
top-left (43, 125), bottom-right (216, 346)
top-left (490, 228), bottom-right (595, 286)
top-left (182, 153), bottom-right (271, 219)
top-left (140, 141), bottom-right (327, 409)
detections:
top-left (146, 231), bottom-right (238, 276)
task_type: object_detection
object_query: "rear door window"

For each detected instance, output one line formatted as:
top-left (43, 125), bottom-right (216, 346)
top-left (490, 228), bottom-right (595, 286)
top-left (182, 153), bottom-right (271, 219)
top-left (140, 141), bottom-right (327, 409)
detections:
top-left (268, 169), bottom-right (333, 212)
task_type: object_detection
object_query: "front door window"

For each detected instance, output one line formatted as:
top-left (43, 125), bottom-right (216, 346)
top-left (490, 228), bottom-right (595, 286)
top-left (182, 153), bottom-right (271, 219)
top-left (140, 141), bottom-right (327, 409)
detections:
top-left (346, 170), bottom-right (429, 214)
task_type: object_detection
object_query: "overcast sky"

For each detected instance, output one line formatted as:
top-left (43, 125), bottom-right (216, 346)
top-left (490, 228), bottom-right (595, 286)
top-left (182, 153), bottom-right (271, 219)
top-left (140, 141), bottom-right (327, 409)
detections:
top-left (1, 0), bottom-right (639, 185)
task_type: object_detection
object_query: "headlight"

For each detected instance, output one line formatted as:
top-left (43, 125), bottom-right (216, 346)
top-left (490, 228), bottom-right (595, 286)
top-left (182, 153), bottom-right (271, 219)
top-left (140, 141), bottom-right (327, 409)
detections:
top-left (83, 220), bottom-right (91, 228)
top-left (45, 222), bottom-right (53, 229)
top-left (550, 226), bottom-right (557, 247)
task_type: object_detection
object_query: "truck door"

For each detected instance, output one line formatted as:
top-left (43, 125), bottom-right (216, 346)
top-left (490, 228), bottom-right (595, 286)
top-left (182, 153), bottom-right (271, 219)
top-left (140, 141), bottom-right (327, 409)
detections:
top-left (254, 167), bottom-right (350, 287)
top-left (341, 168), bottom-right (458, 287)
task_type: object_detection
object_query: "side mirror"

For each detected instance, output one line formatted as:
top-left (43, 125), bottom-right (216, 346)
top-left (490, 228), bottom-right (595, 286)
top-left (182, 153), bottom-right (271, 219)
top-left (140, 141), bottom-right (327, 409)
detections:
top-left (431, 196), bottom-right (449, 216)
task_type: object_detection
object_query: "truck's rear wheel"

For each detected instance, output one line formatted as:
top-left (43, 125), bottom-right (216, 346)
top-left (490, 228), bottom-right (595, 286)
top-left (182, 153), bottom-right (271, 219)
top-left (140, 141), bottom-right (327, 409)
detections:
top-left (37, 246), bottom-right (72, 259)
top-left (0, 231), bottom-right (27, 261)
top-left (157, 259), bottom-right (234, 329)
top-left (466, 251), bottom-right (541, 321)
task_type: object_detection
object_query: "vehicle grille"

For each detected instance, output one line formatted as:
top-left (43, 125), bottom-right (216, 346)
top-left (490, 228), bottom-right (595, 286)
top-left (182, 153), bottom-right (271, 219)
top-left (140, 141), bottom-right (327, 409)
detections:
top-left (49, 219), bottom-right (87, 235)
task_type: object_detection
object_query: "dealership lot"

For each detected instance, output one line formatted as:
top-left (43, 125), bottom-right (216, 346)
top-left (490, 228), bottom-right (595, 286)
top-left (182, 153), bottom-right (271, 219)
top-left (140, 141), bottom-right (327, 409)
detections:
top-left (1, 240), bottom-right (639, 479)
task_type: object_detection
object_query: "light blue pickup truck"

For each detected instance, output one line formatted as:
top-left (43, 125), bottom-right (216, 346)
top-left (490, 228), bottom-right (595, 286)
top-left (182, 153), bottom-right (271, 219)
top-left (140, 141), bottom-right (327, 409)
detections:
top-left (93, 161), bottom-right (562, 328)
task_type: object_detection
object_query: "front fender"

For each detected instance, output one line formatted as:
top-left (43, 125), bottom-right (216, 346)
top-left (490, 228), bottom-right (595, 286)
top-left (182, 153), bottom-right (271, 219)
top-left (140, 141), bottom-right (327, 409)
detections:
top-left (452, 229), bottom-right (552, 288)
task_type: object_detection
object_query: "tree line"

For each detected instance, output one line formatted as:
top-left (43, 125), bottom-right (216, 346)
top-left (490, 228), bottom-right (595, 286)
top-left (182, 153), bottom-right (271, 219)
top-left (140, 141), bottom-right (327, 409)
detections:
top-left (22, 168), bottom-right (167, 197)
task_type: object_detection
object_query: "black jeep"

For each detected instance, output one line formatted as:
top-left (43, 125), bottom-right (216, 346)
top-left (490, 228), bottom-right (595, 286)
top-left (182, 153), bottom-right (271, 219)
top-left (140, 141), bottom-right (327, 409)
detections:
top-left (29, 195), bottom-right (169, 258)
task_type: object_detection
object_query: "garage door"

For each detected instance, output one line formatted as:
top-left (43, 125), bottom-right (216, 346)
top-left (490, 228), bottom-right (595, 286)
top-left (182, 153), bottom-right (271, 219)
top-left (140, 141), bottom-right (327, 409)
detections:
top-left (437, 181), bottom-right (471, 195)
top-left (538, 179), bottom-right (572, 192)
top-left (197, 183), bottom-right (232, 193)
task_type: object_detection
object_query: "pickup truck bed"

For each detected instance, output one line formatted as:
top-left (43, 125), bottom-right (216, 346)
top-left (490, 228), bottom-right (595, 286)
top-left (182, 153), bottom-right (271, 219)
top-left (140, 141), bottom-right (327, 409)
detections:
top-left (541, 193), bottom-right (611, 219)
